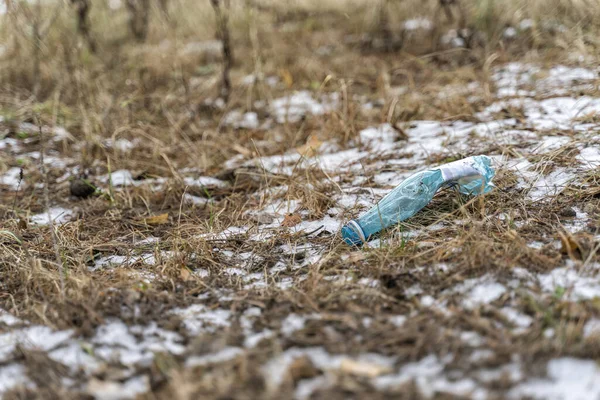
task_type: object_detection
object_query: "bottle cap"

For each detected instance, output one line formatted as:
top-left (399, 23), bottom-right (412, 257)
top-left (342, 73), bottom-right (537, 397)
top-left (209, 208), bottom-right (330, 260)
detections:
top-left (341, 220), bottom-right (366, 246)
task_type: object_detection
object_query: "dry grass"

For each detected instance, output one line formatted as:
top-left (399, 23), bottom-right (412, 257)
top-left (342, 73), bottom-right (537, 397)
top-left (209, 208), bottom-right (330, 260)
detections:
top-left (0, 0), bottom-right (600, 398)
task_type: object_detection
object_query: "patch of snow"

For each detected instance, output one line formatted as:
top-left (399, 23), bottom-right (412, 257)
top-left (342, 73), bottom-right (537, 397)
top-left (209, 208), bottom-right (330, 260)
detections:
top-left (224, 111), bottom-right (259, 130)
top-left (583, 319), bottom-right (600, 338)
top-left (172, 304), bottom-right (231, 335)
top-left (460, 331), bottom-right (484, 347)
top-left (108, 0), bottom-right (122, 10)
top-left (503, 27), bottom-right (517, 39)
top-left (183, 194), bottom-right (209, 206)
top-left (135, 236), bottom-right (159, 245)
top-left (374, 354), bottom-right (485, 398)
top-left (509, 358), bottom-right (600, 400)
top-left (359, 124), bottom-right (399, 152)
top-left (577, 146), bottom-right (600, 170)
top-left (420, 295), bottom-right (435, 307)
top-left (490, 63), bottom-right (597, 98)
top-left (441, 29), bottom-right (465, 48)
top-left (295, 376), bottom-right (332, 400)
top-left (106, 138), bottom-right (136, 152)
top-left (263, 347), bottom-right (395, 391)
top-left (519, 19), bottom-right (534, 30)
top-left (538, 266), bottom-right (600, 300)
top-left (469, 349), bottom-right (494, 363)
top-left (500, 307), bottom-right (533, 330)
top-left (0, 310), bottom-right (21, 326)
top-left (404, 18), bottom-right (433, 31)
top-left (183, 176), bottom-right (227, 188)
top-left (0, 364), bottom-right (34, 394)
top-left (87, 375), bottom-right (149, 400)
top-left (103, 169), bottom-right (134, 186)
top-left (186, 347), bottom-right (244, 367)
top-left (0, 167), bottom-right (22, 189)
top-left (509, 159), bottom-right (575, 201)
top-left (244, 329), bottom-right (273, 348)
top-left (281, 314), bottom-right (311, 337)
top-left (93, 320), bottom-right (184, 367)
top-left (453, 276), bottom-right (506, 309)
top-left (93, 255), bottom-right (132, 270)
top-left (0, 326), bottom-right (73, 361)
top-left (270, 91), bottom-right (338, 124)
top-left (181, 40), bottom-right (222, 56)
top-left (535, 136), bottom-right (571, 153)
top-left (389, 315), bottom-right (407, 327)
top-left (49, 343), bottom-right (100, 374)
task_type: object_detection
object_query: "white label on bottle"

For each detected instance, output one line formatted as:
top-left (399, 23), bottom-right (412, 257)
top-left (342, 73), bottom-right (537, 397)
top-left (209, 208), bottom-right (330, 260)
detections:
top-left (438, 157), bottom-right (480, 183)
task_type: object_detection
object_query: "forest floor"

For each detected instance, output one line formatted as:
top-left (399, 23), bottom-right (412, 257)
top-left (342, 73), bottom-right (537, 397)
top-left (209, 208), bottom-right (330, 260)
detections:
top-left (1, 1), bottom-right (600, 399)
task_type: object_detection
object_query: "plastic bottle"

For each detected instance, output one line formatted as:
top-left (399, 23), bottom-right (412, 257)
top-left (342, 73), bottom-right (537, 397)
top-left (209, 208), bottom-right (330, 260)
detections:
top-left (341, 155), bottom-right (495, 246)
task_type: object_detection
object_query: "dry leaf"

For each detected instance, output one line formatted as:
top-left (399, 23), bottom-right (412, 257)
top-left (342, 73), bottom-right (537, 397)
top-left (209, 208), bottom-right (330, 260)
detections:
top-left (296, 135), bottom-right (323, 157)
top-left (347, 252), bottom-right (366, 263)
top-left (144, 213), bottom-right (169, 225)
top-left (288, 356), bottom-right (319, 382)
top-left (281, 213), bottom-right (302, 227)
top-left (232, 143), bottom-right (252, 156)
top-left (340, 358), bottom-right (392, 378)
top-left (279, 68), bottom-right (293, 88)
top-left (559, 231), bottom-right (582, 260)
top-left (180, 267), bottom-right (191, 281)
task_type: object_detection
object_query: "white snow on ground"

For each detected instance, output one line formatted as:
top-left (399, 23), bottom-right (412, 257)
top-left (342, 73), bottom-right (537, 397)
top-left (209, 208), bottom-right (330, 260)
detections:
top-left (224, 110), bottom-right (260, 130)
top-left (373, 354), bottom-right (487, 399)
top-left (172, 304), bottom-right (232, 335)
top-left (87, 375), bottom-right (149, 400)
top-left (186, 347), bottom-right (244, 367)
top-left (500, 307), bottom-right (533, 331)
top-left (3, 61), bottom-right (600, 397)
top-left (509, 358), bottom-right (600, 400)
top-left (537, 266), bottom-right (600, 301)
top-left (263, 347), bottom-right (396, 394)
top-left (0, 311), bottom-right (21, 327)
top-left (491, 63), bottom-right (598, 98)
top-left (183, 176), bottom-right (227, 188)
top-left (583, 319), bottom-right (600, 338)
top-left (30, 207), bottom-right (74, 225)
top-left (270, 91), bottom-right (339, 124)
top-left (102, 169), bottom-right (134, 186)
top-left (451, 275), bottom-right (506, 309)
top-left (0, 325), bottom-right (73, 362)
top-left (404, 18), bottom-right (433, 31)
top-left (505, 158), bottom-right (576, 201)
top-left (577, 146), bottom-right (600, 169)
top-left (0, 364), bottom-right (34, 395)
top-left (0, 167), bottom-right (22, 189)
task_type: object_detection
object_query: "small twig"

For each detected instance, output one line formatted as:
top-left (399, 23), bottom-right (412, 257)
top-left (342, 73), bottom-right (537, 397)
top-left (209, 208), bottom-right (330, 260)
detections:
top-left (583, 241), bottom-right (600, 270)
top-left (302, 225), bottom-right (325, 237)
top-left (38, 121), bottom-right (65, 297)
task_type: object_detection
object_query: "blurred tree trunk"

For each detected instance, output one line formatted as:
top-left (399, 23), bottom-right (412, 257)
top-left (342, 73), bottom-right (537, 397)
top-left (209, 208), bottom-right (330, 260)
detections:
top-left (71, 0), bottom-right (97, 53)
top-left (158, 0), bottom-right (169, 20)
top-left (32, 0), bottom-right (42, 97)
top-left (211, 0), bottom-right (233, 103)
top-left (126, 0), bottom-right (150, 42)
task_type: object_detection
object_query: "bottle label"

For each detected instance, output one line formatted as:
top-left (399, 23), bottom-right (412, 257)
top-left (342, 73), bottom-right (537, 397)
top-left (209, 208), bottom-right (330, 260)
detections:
top-left (438, 157), bottom-right (481, 183)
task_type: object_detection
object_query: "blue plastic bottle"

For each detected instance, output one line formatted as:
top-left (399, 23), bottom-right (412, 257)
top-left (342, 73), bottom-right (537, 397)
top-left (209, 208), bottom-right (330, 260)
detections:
top-left (341, 155), bottom-right (495, 245)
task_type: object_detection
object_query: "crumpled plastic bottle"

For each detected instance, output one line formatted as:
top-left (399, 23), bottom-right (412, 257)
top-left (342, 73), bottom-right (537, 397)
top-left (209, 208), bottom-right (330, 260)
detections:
top-left (341, 155), bottom-right (495, 246)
